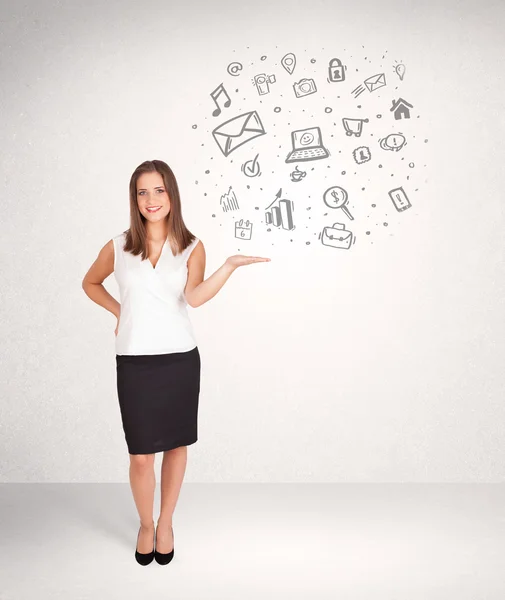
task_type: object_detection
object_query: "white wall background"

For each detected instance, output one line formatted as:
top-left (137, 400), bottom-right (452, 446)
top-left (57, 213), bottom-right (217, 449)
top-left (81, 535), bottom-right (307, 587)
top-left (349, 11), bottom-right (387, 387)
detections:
top-left (1, 0), bottom-right (504, 482)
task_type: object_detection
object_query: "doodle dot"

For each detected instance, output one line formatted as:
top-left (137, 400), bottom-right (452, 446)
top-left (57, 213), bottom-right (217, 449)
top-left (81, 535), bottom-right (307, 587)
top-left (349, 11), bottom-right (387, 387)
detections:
top-left (274, 107), bottom-right (281, 113)
top-left (357, 105), bottom-right (362, 109)
top-left (325, 107), bottom-right (332, 113)
top-left (424, 139), bottom-right (428, 143)
top-left (376, 114), bottom-right (382, 119)
top-left (212, 214), bottom-right (216, 217)
top-left (409, 162), bottom-right (415, 168)
top-left (261, 55), bottom-right (267, 60)
top-left (205, 170), bottom-right (210, 174)
top-left (310, 59), bottom-right (316, 63)
top-left (378, 164), bottom-right (383, 168)
top-left (341, 171), bottom-right (346, 175)
top-left (366, 231), bottom-right (371, 235)
top-left (192, 124), bottom-right (197, 129)
top-left (383, 222), bottom-right (389, 227)
top-left (371, 203), bottom-right (376, 207)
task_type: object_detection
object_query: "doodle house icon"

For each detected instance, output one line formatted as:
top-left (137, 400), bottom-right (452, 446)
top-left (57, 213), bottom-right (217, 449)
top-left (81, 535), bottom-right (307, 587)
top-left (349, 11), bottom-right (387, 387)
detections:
top-left (390, 97), bottom-right (413, 120)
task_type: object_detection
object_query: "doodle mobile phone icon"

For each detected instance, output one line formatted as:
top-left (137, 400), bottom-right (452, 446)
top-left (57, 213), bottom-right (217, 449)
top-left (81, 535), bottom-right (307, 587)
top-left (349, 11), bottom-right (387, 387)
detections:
top-left (388, 186), bottom-right (411, 212)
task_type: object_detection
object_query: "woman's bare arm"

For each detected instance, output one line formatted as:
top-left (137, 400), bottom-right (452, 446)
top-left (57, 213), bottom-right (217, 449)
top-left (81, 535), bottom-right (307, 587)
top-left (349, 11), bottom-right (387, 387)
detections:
top-left (81, 239), bottom-right (121, 319)
top-left (184, 240), bottom-right (270, 308)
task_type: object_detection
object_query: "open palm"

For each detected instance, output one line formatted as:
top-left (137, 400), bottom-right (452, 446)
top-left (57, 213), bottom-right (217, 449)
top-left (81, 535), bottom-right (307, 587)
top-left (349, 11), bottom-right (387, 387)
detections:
top-left (226, 254), bottom-right (271, 268)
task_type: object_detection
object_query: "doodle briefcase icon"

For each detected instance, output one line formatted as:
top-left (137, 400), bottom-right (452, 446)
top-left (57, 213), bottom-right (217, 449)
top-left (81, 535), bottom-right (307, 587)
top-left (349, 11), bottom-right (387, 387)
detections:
top-left (212, 111), bottom-right (266, 157)
top-left (321, 222), bottom-right (354, 250)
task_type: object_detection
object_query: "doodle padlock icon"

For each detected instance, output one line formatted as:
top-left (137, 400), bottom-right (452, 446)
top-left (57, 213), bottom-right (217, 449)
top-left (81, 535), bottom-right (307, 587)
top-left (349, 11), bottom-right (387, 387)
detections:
top-left (328, 58), bottom-right (345, 83)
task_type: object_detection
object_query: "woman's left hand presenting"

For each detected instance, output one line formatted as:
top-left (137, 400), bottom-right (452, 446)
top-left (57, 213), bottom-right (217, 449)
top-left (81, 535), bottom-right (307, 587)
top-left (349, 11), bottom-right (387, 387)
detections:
top-left (225, 255), bottom-right (271, 269)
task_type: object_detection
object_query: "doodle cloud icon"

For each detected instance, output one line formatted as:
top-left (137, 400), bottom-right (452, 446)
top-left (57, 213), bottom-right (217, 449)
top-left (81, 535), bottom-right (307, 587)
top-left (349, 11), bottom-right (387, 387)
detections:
top-left (212, 111), bottom-right (266, 157)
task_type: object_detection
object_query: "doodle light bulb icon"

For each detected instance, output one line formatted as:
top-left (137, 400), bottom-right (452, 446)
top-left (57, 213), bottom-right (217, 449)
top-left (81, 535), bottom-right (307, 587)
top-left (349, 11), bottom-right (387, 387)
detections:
top-left (395, 63), bottom-right (406, 81)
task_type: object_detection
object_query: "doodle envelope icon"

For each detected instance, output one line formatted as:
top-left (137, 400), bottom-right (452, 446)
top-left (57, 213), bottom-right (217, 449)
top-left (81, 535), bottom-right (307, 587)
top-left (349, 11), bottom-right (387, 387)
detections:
top-left (364, 73), bottom-right (386, 92)
top-left (212, 111), bottom-right (266, 157)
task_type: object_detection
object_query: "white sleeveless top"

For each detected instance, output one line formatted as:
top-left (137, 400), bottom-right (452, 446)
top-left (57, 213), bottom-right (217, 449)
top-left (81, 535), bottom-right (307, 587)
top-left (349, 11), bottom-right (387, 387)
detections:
top-left (112, 232), bottom-right (200, 355)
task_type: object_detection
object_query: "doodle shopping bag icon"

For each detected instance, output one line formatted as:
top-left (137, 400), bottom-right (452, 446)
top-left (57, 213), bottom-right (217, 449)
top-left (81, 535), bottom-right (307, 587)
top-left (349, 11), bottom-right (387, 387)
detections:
top-left (321, 222), bottom-right (353, 249)
top-left (212, 111), bottom-right (266, 157)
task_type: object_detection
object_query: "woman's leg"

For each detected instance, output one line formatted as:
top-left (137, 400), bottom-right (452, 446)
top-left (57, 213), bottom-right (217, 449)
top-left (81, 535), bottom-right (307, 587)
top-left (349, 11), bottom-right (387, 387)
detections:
top-left (129, 453), bottom-right (156, 552)
top-left (156, 445), bottom-right (188, 552)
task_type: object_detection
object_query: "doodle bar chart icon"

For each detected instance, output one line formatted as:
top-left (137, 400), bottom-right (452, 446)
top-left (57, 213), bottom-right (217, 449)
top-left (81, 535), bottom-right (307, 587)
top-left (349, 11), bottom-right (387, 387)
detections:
top-left (235, 219), bottom-right (253, 240)
top-left (342, 118), bottom-right (369, 137)
top-left (265, 188), bottom-right (295, 231)
top-left (220, 186), bottom-right (240, 212)
top-left (323, 186), bottom-right (354, 220)
top-left (388, 186), bottom-right (412, 212)
top-left (212, 111), bottom-right (266, 157)
top-left (321, 223), bottom-right (354, 250)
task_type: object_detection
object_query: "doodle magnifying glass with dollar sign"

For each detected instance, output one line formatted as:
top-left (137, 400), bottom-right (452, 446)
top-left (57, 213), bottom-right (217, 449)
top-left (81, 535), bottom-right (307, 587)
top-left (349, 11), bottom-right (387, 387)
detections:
top-left (323, 186), bottom-right (354, 220)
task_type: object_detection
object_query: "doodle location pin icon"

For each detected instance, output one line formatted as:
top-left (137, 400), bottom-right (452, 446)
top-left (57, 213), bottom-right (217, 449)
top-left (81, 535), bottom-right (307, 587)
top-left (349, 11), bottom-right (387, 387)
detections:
top-left (281, 53), bottom-right (296, 75)
top-left (395, 63), bottom-right (406, 81)
top-left (323, 186), bottom-right (354, 220)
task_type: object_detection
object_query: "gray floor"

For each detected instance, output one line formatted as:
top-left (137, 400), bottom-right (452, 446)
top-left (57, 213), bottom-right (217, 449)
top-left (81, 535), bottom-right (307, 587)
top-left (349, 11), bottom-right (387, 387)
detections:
top-left (1, 483), bottom-right (504, 599)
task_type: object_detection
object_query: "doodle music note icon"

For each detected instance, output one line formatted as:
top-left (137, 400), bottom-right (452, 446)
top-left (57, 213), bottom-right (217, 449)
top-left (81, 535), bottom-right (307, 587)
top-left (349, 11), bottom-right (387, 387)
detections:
top-left (210, 83), bottom-right (231, 117)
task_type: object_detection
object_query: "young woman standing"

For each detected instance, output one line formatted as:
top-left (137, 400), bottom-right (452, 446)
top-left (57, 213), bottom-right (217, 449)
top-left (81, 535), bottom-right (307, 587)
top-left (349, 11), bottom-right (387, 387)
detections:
top-left (82, 160), bottom-right (270, 565)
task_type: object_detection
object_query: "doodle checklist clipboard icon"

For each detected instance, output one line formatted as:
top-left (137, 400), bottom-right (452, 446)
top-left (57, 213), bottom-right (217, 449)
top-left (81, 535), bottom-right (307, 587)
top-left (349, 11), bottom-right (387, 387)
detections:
top-left (388, 186), bottom-right (412, 212)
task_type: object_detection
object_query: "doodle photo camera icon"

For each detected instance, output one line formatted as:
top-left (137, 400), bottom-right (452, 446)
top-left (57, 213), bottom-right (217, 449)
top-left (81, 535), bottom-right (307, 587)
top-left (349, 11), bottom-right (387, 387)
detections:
top-left (293, 78), bottom-right (317, 98)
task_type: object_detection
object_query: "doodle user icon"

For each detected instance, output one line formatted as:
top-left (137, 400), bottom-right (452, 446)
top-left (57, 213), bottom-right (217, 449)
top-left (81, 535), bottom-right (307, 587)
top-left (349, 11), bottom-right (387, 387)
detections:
top-left (323, 186), bottom-right (354, 220)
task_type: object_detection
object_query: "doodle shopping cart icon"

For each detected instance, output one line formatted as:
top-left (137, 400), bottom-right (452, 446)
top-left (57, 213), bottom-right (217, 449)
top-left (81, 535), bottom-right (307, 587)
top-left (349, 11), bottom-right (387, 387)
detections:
top-left (342, 118), bottom-right (369, 137)
top-left (321, 223), bottom-right (354, 250)
top-left (285, 126), bottom-right (329, 163)
top-left (212, 111), bottom-right (266, 157)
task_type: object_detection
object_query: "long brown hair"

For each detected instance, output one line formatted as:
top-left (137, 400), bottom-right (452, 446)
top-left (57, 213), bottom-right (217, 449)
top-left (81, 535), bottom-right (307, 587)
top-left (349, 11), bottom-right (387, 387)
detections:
top-left (122, 160), bottom-right (196, 258)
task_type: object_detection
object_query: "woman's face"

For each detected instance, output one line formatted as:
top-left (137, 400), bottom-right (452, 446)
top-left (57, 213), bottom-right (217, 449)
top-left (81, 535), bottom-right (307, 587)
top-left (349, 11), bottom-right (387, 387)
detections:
top-left (136, 171), bottom-right (171, 221)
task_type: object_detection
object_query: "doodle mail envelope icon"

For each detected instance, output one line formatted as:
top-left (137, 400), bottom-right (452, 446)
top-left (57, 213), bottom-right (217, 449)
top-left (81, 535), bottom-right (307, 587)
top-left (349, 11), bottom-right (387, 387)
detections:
top-left (212, 111), bottom-right (266, 157)
top-left (364, 73), bottom-right (386, 92)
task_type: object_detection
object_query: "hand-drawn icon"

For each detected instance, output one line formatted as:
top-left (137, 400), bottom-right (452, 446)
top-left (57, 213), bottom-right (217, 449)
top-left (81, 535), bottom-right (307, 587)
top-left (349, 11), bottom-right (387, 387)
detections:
top-left (342, 117), bottom-right (369, 137)
top-left (265, 188), bottom-right (295, 231)
top-left (395, 63), bottom-right (406, 81)
top-left (293, 78), bottom-right (317, 98)
top-left (235, 219), bottom-right (253, 239)
top-left (290, 165), bottom-right (307, 182)
top-left (379, 133), bottom-right (406, 151)
top-left (241, 153), bottom-right (261, 177)
top-left (353, 146), bottom-right (371, 164)
top-left (220, 186), bottom-right (240, 212)
top-left (212, 111), bottom-right (266, 157)
top-left (210, 83), bottom-right (231, 117)
top-left (253, 73), bottom-right (276, 95)
top-left (352, 73), bottom-right (386, 98)
top-left (281, 52), bottom-right (296, 75)
top-left (285, 126), bottom-right (329, 163)
top-left (321, 223), bottom-right (354, 249)
top-left (328, 58), bottom-right (345, 82)
top-left (323, 186), bottom-right (354, 220)
top-left (388, 187), bottom-right (412, 212)
top-left (390, 98), bottom-right (412, 120)
top-left (227, 62), bottom-right (243, 76)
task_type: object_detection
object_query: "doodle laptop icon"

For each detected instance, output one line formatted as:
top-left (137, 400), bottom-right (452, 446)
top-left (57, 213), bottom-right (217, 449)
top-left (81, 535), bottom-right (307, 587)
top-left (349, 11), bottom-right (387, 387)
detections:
top-left (285, 126), bottom-right (329, 163)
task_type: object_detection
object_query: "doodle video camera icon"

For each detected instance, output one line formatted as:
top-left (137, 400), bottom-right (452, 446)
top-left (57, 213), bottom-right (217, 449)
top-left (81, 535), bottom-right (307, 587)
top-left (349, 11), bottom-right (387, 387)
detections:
top-left (293, 78), bottom-right (317, 98)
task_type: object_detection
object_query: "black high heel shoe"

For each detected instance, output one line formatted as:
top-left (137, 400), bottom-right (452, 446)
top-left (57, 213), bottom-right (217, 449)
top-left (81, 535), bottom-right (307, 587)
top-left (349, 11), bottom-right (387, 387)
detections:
top-left (154, 525), bottom-right (175, 565)
top-left (135, 525), bottom-right (155, 566)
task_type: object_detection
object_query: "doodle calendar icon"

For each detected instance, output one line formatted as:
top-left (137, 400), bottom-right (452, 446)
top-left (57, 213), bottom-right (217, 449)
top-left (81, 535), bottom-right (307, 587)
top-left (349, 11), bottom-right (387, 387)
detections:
top-left (235, 219), bottom-right (253, 240)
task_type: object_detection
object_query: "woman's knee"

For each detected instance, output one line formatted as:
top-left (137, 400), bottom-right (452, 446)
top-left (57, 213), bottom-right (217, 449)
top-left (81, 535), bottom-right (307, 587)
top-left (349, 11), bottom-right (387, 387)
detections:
top-left (129, 453), bottom-right (155, 468)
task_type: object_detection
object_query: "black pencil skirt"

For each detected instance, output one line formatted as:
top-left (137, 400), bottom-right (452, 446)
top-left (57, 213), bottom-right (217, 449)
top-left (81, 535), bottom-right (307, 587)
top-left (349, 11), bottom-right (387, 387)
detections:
top-left (115, 346), bottom-right (201, 455)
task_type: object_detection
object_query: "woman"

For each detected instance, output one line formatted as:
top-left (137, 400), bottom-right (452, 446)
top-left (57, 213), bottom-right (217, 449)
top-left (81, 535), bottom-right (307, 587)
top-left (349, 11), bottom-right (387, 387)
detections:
top-left (82, 159), bottom-right (270, 565)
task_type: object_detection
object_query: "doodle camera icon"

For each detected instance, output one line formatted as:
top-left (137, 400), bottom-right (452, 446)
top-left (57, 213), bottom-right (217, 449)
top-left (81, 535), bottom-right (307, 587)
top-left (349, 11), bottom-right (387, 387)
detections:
top-left (212, 111), bottom-right (266, 157)
top-left (293, 78), bottom-right (317, 98)
top-left (364, 73), bottom-right (386, 92)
